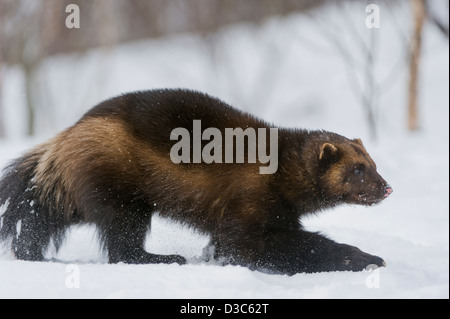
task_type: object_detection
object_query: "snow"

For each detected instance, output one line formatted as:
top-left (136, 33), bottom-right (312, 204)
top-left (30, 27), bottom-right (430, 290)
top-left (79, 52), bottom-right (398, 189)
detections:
top-left (0, 2), bottom-right (448, 298)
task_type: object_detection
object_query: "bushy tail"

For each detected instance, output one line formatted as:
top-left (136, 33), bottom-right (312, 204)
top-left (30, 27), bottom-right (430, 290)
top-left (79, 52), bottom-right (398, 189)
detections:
top-left (0, 150), bottom-right (50, 260)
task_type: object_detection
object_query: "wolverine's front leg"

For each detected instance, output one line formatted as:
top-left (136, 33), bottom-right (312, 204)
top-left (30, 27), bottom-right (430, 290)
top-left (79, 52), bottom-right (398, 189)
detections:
top-left (208, 216), bottom-right (385, 274)
top-left (259, 229), bottom-right (386, 275)
top-left (209, 227), bottom-right (385, 274)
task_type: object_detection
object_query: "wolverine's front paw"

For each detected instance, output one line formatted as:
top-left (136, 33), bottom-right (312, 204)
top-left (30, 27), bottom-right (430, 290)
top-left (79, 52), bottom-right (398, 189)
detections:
top-left (340, 245), bottom-right (386, 271)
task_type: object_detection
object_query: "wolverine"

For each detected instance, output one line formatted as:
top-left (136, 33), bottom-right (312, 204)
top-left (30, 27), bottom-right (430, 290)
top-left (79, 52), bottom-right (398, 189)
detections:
top-left (0, 89), bottom-right (392, 274)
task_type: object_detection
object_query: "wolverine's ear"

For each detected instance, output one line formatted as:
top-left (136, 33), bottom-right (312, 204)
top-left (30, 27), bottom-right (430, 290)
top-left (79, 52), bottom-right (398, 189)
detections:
top-left (353, 138), bottom-right (364, 146)
top-left (319, 143), bottom-right (338, 161)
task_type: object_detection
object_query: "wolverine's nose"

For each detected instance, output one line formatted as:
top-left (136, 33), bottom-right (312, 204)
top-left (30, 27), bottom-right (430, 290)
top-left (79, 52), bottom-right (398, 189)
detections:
top-left (383, 186), bottom-right (393, 198)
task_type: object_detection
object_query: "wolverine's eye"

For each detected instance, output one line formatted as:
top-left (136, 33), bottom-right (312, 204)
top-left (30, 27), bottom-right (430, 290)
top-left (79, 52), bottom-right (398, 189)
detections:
top-left (353, 165), bottom-right (365, 175)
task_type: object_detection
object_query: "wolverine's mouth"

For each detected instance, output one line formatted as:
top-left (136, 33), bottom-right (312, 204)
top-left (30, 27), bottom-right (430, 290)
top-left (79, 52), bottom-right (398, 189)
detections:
top-left (352, 186), bottom-right (393, 206)
top-left (352, 192), bottom-right (383, 205)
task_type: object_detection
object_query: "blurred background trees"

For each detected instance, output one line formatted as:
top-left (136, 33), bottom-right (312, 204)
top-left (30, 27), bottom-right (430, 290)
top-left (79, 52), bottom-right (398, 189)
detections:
top-left (0, 0), bottom-right (329, 137)
top-left (0, 0), bottom-right (448, 138)
top-left (408, 0), bottom-right (448, 131)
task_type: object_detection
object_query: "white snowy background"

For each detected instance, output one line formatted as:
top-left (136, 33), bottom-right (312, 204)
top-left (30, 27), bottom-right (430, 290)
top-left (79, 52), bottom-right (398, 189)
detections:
top-left (0, 2), bottom-right (448, 298)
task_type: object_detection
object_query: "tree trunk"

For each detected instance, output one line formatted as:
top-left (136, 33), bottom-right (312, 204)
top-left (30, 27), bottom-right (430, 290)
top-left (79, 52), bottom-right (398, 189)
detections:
top-left (24, 63), bottom-right (37, 136)
top-left (0, 95), bottom-right (4, 138)
top-left (0, 37), bottom-right (4, 138)
top-left (408, 0), bottom-right (426, 131)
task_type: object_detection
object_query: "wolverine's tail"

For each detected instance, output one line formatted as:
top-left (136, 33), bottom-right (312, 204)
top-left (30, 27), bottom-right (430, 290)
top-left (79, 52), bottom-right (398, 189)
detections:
top-left (0, 148), bottom-right (54, 260)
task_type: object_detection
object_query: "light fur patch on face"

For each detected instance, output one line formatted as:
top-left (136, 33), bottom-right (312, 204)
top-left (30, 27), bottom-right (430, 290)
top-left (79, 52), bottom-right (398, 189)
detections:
top-left (320, 139), bottom-right (376, 200)
top-left (349, 141), bottom-right (376, 169)
top-left (323, 163), bottom-right (348, 197)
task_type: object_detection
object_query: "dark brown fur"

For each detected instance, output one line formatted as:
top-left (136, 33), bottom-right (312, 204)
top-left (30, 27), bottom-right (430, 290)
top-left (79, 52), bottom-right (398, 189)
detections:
top-left (0, 89), bottom-right (392, 274)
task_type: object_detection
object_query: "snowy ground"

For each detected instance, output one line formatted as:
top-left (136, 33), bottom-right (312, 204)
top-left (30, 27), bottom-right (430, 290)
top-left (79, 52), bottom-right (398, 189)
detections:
top-left (0, 2), bottom-right (448, 298)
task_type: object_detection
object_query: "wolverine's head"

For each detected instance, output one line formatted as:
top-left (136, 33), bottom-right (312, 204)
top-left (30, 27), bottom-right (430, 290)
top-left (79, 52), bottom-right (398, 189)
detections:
top-left (317, 137), bottom-right (392, 206)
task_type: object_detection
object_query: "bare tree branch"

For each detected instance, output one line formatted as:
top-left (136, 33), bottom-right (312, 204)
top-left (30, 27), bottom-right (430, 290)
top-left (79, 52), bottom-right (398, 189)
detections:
top-left (306, 4), bottom-right (379, 139)
top-left (408, 0), bottom-right (426, 131)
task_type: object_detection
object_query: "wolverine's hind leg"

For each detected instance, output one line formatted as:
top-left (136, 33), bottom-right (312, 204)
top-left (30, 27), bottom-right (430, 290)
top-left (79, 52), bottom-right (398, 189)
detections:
top-left (11, 211), bottom-right (50, 261)
top-left (0, 159), bottom-right (51, 261)
top-left (102, 202), bottom-right (186, 265)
